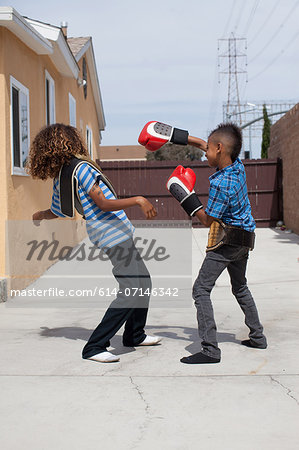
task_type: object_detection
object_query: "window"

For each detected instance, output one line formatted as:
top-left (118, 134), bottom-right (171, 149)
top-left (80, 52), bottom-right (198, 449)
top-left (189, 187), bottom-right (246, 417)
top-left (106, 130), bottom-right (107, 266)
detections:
top-left (69, 93), bottom-right (76, 127)
top-left (82, 57), bottom-right (87, 99)
top-left (86, 125), bottom-right (93, 157)
top-left (45, 70), bottom-right (55, 125)
top-left (10, 77), bottom-right (30, 175)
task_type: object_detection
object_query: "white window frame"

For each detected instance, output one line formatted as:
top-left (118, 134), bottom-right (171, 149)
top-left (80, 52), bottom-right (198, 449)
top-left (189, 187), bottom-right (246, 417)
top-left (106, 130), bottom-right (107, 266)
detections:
top-left (10, 76), bottom-right (30, 176)
top-left (69, 93), bottom-right (76, 127)
top-left (45, 70), bottom-right (56, 125)
top-left (86, 125), bottom-right (93, 157)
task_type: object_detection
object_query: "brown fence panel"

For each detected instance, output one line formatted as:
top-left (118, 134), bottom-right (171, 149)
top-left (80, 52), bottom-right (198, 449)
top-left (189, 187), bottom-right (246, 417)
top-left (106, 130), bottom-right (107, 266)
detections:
top-left (98, 158), bottom-right (282, 227)
top-left (244, 159), bottom-right (282, 226)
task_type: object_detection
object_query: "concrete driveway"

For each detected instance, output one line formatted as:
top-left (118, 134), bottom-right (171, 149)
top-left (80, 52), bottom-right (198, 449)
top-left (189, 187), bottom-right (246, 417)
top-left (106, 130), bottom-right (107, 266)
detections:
top-left (0, 228), bottom-right (298, 450)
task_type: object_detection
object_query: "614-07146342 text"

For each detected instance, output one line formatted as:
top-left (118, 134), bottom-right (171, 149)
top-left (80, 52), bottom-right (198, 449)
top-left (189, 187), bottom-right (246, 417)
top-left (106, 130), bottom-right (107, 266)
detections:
top-left (96, 287), bottom-right (179, 297)
top-left (10, 287), bottom-right (180, 298)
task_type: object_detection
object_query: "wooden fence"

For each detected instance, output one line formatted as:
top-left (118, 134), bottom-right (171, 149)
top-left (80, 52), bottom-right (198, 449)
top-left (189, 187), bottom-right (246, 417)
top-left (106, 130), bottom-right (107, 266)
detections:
top-left (98, 158), bottom-right (283, 227)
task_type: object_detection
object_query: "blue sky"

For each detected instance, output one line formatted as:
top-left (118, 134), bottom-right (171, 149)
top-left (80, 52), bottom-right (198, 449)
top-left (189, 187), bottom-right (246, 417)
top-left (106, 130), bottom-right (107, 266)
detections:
top-left (5, 0), bottom-right (299, 156)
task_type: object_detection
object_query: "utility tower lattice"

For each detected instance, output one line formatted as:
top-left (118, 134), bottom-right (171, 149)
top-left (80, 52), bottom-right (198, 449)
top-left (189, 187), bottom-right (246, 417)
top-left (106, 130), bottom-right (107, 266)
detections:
top-left (218, 33), bottom-right (247, 124)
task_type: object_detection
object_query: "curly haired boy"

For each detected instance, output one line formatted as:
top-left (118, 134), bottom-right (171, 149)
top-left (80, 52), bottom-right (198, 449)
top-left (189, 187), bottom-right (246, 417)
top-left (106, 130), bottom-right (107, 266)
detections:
top-left (27, 123), bottom-right (162, 363)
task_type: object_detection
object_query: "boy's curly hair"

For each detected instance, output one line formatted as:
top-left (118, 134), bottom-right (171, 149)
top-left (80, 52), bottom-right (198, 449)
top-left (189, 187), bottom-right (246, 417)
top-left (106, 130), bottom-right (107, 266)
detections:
top-left (26, 123), bottom-right (90, 180)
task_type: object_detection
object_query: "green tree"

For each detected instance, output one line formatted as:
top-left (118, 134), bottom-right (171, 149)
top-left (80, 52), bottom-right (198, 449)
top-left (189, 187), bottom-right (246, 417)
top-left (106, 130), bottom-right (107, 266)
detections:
top-left (146, 143), bottom-right (204, 161)
top-left (261, 104), bottom-right (271, 158)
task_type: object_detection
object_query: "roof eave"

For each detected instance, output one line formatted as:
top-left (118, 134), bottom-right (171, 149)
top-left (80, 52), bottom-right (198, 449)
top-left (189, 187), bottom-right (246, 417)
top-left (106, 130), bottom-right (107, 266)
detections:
top-left (26, 18), bottom-right (79, 78)
top-left (85, 41), bottom-right (106, 131)
top-left (0, 7), bottom-right (52, 54)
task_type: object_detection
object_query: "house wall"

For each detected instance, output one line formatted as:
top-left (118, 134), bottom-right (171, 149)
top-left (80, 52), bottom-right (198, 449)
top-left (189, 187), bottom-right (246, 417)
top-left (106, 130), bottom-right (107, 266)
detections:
top-left (1, 28), bottom-right (102, 292)
top-left (268, 103), bottom-right (299, 235)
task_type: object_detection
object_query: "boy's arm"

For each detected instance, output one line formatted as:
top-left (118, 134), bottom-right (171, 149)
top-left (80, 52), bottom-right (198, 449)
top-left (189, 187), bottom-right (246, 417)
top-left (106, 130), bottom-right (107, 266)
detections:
top-left (89, 183), bottom-right (157, 220)
top-left (187, 135), bottom-right (207, 152)
top-left (194, 209), bottom-right (214, 227)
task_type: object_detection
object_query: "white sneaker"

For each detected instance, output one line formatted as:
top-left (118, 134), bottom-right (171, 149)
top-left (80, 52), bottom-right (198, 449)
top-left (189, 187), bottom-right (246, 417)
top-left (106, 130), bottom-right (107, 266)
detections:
top-left (138, 335), bottom-right (162, 346)
top-left (87, 351), bottom-right (120, 363)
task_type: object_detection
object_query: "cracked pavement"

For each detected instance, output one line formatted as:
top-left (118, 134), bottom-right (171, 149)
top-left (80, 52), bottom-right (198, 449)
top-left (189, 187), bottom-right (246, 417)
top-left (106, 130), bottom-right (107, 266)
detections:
top-left (0, 228), bottom-right (299, 450)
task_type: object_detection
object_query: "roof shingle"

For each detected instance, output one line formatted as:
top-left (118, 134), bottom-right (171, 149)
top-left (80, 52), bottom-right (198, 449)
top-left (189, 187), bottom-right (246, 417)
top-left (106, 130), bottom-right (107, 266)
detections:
top-left (67, 37), bottom-right (90, 57)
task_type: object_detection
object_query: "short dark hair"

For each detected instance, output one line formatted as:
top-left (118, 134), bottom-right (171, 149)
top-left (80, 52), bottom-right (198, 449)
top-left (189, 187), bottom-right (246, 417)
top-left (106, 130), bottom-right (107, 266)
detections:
top-left (208, 122), bottom-right (242, 162)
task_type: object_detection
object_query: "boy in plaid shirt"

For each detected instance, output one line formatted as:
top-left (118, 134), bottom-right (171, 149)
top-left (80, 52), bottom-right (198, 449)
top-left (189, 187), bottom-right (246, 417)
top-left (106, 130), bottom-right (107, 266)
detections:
top-left (176, 123), bottom-right (267, 364)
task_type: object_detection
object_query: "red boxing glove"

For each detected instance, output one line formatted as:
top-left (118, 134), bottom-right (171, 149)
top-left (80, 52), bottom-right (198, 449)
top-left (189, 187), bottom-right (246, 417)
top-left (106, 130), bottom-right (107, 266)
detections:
top-left (138, 121), bottom-right (189, 152)
top-left (166, 165), bottom-right (203, 216)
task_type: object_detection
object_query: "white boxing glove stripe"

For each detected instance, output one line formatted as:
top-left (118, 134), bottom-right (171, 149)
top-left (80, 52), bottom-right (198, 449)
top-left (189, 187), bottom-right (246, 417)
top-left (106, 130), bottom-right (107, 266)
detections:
top-left (166, 176), bottom-right (195, 203)
top-left (166, 166), bottom-right (203, 216)
top-left (147, 122), bottom-right (174, 141)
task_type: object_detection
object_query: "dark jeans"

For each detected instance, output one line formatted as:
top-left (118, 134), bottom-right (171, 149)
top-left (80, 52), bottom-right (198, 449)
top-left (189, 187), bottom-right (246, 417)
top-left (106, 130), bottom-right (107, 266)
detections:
top-left (192, 245), bottom-right (267, 359)
top-left (82, 238), bottom-right (152, 359)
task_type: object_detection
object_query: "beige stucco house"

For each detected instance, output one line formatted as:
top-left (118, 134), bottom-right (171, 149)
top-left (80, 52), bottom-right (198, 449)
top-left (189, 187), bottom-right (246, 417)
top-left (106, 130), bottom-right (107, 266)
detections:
top-left (0, 7), bottom-right (106, 297)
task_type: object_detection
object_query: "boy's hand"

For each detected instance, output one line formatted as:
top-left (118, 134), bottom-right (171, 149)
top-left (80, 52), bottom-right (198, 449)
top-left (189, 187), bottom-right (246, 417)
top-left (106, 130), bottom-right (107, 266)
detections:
top-left (136, 197), bottom-right (157, 220)
top-left (32, 211), bottom-right (44, 226)
top-left (32, 209), bottom-right (57, 225)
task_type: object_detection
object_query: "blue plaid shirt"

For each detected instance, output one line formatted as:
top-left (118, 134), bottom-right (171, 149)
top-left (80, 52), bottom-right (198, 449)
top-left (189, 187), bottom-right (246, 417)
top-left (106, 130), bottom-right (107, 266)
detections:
top-left (205, 158), bottom-right (255, 232)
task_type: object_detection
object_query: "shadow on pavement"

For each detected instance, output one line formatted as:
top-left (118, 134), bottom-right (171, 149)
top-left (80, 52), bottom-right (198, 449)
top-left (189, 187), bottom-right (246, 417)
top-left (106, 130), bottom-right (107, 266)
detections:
top-left (40, 325), bottom-right (239, 355)
top-left (40, 326), bottom-right (136, 355)
top-left (145, 325), bottom-right (239, 352)
top-left (271, 228), bottom-right (299, 244)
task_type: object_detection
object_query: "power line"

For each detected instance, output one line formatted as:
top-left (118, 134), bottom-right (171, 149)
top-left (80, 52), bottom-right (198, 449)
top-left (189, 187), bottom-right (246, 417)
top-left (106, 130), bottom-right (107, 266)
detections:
top-left (243, 0), bottom-right (260, 36)
top-left (233, 0), bottom-right (247, 34)
top-left (207, 50), bottom-right (222, 131)
top-left (249, 28), bottom-right (299, 81)
top-left (221, 0), bottom-right (237, 38)
top-left (248, 0), bottom-right (280, 45)
top-left (249, 0), bottom-right (299, 63)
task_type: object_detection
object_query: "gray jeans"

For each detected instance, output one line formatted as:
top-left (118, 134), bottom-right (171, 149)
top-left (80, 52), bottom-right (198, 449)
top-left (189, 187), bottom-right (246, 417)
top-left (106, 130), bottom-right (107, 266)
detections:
top-left (192, 245), bottom-right (267, 359)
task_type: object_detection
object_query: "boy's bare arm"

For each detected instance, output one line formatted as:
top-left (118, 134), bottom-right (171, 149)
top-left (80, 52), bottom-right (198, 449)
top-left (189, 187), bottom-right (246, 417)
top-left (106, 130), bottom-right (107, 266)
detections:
top-left (89, 183), bottom-right (157, 220)
top-left (194, 209), bottom-right (214, 227)
top-left (188, 136), bottom-right (207, 152)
